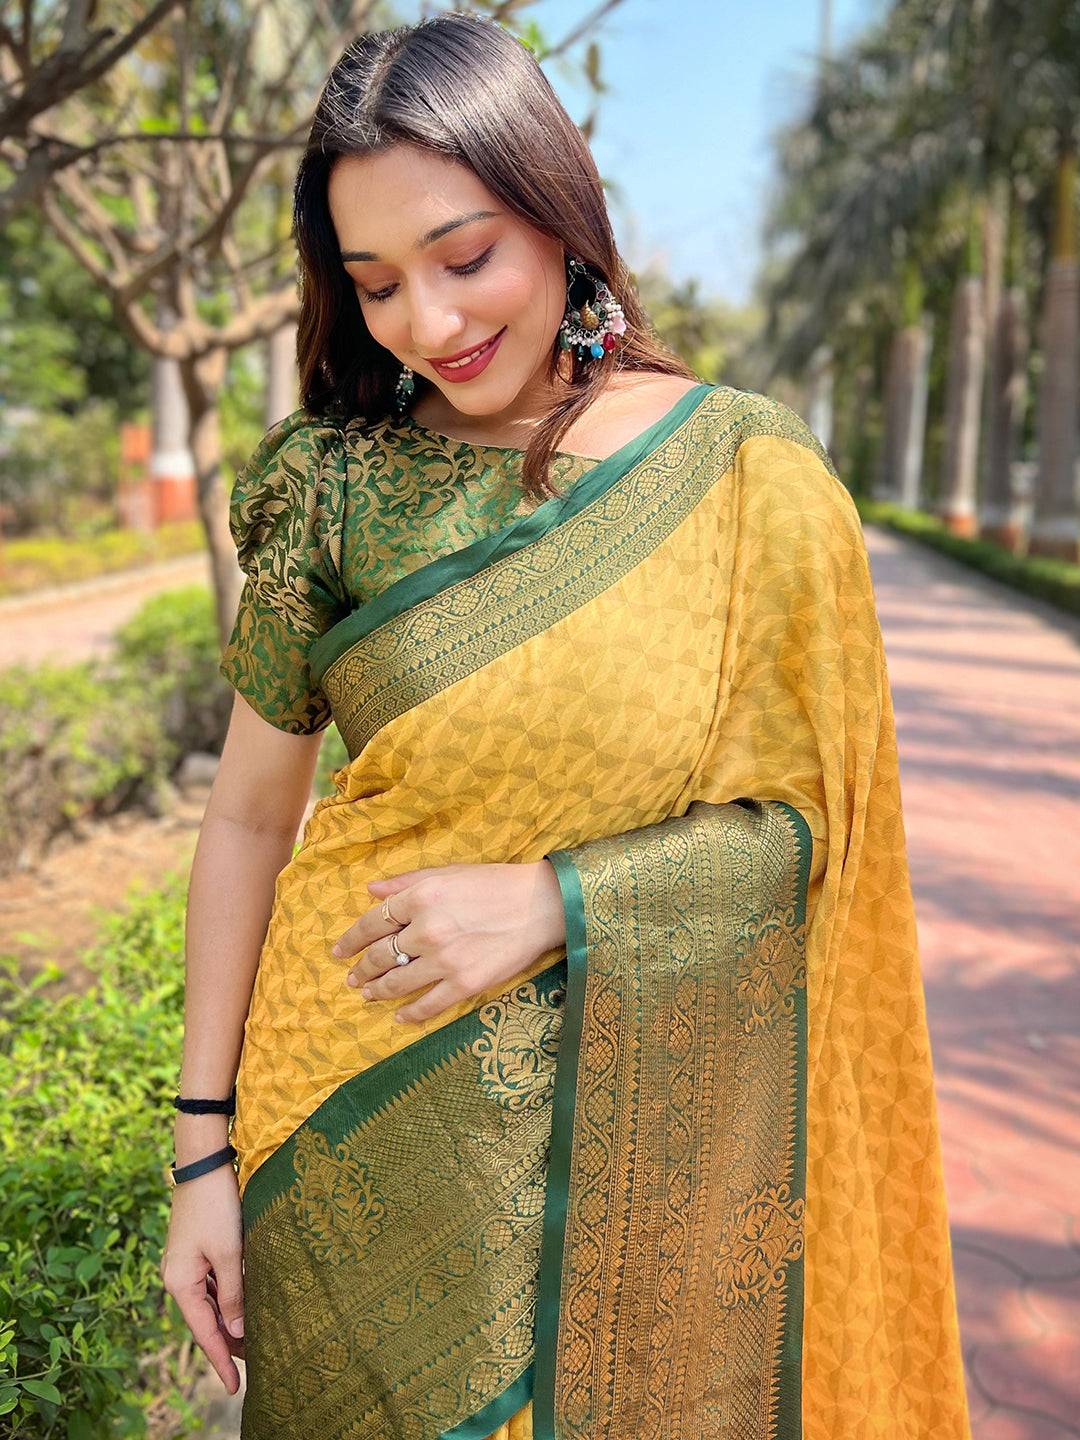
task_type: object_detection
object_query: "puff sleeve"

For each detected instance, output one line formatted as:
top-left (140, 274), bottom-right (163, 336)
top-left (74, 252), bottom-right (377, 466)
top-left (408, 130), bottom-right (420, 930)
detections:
top-left (218, 410), bottom-right (351, 735)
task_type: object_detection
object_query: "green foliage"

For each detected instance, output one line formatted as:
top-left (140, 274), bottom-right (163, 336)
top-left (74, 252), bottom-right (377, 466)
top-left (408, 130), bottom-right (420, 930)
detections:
top-left (112, 585), bottom-right (233, 759)
top-left (855, 496), bottom-right (1080, 615)
top-left (0, 208), bottom-right (148, 416)
top-left (0, 660), bottom-right (175, 873)
top-left (219, 347), bottom-right (271, 481)
top-left (0, 522), bottom-right (205, 597)
top-left (314, 722), bottom-right (349, 799)
top-left (0, 586), bottom-right (229, 872)
top-left (0, 879), bottom-right (205, 1436)
top-left (0, 402), bottom-right (124, 536)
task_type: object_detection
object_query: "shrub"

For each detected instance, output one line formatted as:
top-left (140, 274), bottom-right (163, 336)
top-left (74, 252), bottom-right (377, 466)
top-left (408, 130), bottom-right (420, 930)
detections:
top-left (0, 871), bottom-right (207, 1437)
top-left (0, 524), bottom-right (205, 598)
top-left (854, 496), bottom-right (1080, 615)
top-left (111, 586), bottom-right (231, 760)
top-left (314, 722), bottom-right (348, 798)
top-left (0, 662), bottom-right (174, 872)
top-left (0, 586), bottom-right (235, 873)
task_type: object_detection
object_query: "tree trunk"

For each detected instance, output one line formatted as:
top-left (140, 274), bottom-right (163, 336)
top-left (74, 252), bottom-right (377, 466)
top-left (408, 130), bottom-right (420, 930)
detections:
top-left (1030, 142), bottom-right (1080, 562)
top-left (877, 333), bottom-right (902, 499)
top-left (939, 268), bottom-right (986, 536)
top-left (150, 300), bottom-right (197, 527)
top-left (179, 348), bottom-right (241, 647)
top-left (978, 175), bottom-right (1008, 495)
top-left (805, 343), bottom-right (834, 451)
top-left (981, 285), bottom-right (1030, 550)
top-left (895, 314), bottom-right (933, 509)
top-left (265, 319), bottom-right (299, 428)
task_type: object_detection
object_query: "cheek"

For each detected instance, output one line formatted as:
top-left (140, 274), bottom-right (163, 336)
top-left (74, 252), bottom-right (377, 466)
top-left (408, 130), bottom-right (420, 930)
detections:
top-left (478, 262), bottom-right (546, 321)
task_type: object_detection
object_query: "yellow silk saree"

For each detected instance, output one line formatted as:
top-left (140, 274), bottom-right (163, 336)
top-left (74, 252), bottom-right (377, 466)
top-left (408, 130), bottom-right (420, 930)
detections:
top-left (218, 382), bottom-right (971, 1439)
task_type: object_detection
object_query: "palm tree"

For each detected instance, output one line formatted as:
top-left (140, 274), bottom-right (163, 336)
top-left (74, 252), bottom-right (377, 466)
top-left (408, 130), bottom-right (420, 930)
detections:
top-left (759, 0), bottom-right (1079, 558)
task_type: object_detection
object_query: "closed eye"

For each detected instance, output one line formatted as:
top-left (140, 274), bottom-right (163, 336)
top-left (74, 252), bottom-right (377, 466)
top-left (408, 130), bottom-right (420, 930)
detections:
top-left (358, 244), bottom-right (497, 304)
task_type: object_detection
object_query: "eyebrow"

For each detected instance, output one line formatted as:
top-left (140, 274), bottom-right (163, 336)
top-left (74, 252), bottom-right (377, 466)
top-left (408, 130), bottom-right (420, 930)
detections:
top-left (340, 210), bottom-right (499, 262)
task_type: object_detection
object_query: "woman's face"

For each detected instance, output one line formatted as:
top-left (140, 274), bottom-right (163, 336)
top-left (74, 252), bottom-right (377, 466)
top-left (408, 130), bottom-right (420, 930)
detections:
top-left (327, 144), bottom-right (568, 424)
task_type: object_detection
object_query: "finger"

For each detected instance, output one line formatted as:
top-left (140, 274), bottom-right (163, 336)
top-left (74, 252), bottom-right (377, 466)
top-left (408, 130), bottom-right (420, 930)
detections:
top-left (345, 925), bottom-right (422, 987)
top-left (175, 1281), bottom-right (241, 1394)
top-left (206, 1275), bottom-right (247, 1359)
top-left (352, 954), bottom-right (438, 999)
top-left (395, 978), bottom-right (465, 1025)
top-left (209, 1251), bottom-right (245, 1340)
top-left (331, 890), bottom-right (415, 961)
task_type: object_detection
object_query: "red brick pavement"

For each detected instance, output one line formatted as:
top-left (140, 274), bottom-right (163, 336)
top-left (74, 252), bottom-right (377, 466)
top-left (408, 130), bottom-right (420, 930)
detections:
top-left (865, 522), bottom-right (1080, 1439)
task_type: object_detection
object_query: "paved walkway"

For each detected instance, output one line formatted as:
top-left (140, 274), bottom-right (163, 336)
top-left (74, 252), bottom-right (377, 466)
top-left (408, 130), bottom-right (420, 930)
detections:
top-left (0, 551), bottom-right (210, 667)
top-left (866, 523), bottom-right (1080, 1438)
top-left (40, 527), bottom-right (1072, 1435)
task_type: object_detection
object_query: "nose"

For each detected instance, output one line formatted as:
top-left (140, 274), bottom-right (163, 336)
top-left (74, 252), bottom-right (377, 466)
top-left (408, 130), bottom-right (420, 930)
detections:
top-left (407, 281), bottom-right (467, 362)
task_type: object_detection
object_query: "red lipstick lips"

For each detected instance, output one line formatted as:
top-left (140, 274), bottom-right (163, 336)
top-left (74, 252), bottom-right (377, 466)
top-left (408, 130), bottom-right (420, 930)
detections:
top-left (428, 326), bottom-right (507, 383)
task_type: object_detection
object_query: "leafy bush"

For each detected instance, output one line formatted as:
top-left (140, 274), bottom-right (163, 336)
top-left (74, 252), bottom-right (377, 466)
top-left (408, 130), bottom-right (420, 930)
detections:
top-left (0, 661), bottom-right (174, 872)
top-left (0, 522), bottom-right (204, 598)
top-left (111, 586), bottom-right (231, 760)
top-left (854, 496), bottom-right (1080, 615)
top-left (0, 401), bottom-right (122, 536)
top-left (0, 586), bottom-right (230, 872)
top-left (0, 872), bottom-right (207, 1437)
top-left (314, 722), bottom-right (348, 798)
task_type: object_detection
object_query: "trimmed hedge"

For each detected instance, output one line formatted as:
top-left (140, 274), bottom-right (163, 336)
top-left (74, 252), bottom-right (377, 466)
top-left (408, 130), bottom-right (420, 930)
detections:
top-left (855, 496), bottom-right (1080, 616)
top-left (0, 872), bottom-right (207, 1436)
top-left (0, 524), bottom-right (205, 599)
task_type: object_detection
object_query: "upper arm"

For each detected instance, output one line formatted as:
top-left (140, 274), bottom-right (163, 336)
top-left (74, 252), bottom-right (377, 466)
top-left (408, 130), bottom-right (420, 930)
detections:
top-left (209, 690), bottom-right (325, 837)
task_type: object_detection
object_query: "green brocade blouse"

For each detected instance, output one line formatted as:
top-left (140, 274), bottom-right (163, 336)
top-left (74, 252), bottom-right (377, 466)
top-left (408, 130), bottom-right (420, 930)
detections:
top-left (218, 408), bottom-right (597, 737)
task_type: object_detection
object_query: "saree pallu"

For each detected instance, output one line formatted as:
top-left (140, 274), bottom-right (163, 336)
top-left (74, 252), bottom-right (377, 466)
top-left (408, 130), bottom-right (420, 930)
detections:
top-left (227, 384), bottom-right (971, 1439)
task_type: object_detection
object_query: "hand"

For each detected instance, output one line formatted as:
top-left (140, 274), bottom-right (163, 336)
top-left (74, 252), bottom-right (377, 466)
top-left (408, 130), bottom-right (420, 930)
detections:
top-left (160, 1165), bottom-right (246, 1394)
top-left (331, 860), bottom-right (567, 1025)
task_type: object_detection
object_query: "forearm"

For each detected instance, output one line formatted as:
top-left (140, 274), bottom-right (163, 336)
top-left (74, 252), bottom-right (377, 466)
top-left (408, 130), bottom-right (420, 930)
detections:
top-left (174, 812), bottom-right (296, 1167)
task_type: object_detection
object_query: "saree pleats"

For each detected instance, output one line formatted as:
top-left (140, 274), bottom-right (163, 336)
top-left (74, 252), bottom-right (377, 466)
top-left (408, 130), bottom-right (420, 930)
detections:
top-left (229, 385), bottom-right (971, 1439)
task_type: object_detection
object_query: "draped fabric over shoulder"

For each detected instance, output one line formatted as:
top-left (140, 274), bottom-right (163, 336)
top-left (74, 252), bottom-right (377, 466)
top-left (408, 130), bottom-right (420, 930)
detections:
top-left (217, 384), bottom-right (972, 1440)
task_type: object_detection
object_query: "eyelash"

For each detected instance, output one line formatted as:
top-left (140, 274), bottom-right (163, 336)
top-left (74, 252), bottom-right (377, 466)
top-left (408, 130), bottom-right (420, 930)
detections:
top-left (359, 245), bottom-right (496, 304)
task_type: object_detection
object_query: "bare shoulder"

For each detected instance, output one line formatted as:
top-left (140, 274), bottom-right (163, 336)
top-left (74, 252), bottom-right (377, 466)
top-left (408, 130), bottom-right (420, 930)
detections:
top-left (563, 372), bottom-right (702, 458)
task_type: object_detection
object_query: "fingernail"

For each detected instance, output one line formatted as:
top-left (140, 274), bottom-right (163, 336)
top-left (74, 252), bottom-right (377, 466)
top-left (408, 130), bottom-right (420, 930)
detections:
top-left (331, 944), bottom-right (344, 957)
top-left (361, 985), bottom-right (373, 999)
top-left (228, 1317), bottom-right (244, 1337)
top-left (346, 973), bottom-right (359, 987)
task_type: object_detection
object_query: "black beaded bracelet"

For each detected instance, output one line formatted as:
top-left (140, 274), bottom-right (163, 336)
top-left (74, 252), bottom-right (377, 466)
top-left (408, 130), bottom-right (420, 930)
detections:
top-left (170, 1144), bottom-right (238, 1186)
top-left (172, 1085), bottom-right (237, 1115)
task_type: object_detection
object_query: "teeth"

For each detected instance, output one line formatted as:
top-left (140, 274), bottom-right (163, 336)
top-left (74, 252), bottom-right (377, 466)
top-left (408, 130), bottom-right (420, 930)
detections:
top-left (440, 338), bottom-right (493, 369)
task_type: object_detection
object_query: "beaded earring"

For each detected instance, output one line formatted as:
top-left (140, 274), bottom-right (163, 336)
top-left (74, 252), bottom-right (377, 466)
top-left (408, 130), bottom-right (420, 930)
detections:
top-left (558, 256), bottom-right (626, 362)
top-left (391, 255), bottom-right (623, 416)
top-left (394, 363), bottom-right (415, 418)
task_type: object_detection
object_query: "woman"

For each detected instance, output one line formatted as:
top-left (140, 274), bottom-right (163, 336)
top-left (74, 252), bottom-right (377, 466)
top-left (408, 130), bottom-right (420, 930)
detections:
top-left (161, 13), bottom-right (972, 1440)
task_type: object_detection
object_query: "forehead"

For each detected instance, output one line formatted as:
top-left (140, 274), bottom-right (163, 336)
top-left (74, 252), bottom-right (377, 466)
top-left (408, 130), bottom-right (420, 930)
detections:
top-left (328, 146), bottom-right (504, 256)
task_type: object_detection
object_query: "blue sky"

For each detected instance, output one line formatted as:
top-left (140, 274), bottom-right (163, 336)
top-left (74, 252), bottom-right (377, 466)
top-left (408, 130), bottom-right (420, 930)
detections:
top-left (403, 0), bottom-right (881, 307)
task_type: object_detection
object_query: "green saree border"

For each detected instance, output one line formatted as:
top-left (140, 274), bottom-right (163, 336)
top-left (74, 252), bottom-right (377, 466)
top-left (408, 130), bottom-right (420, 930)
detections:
top-left (241, 960), bottom-right (565, 1223)
top-left (239, 960), bottom-right (569, 1440)
top-left (535, 798), bottom-right (812, 1440)
top-left (308, 381), bottom-right (716, 687)
top-left (311, 386), bottom-right (840, 763)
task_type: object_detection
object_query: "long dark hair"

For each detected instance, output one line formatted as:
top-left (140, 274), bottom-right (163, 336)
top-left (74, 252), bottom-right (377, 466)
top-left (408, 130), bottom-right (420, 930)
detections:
top-left (294, 10), bottom-right (698, 503)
